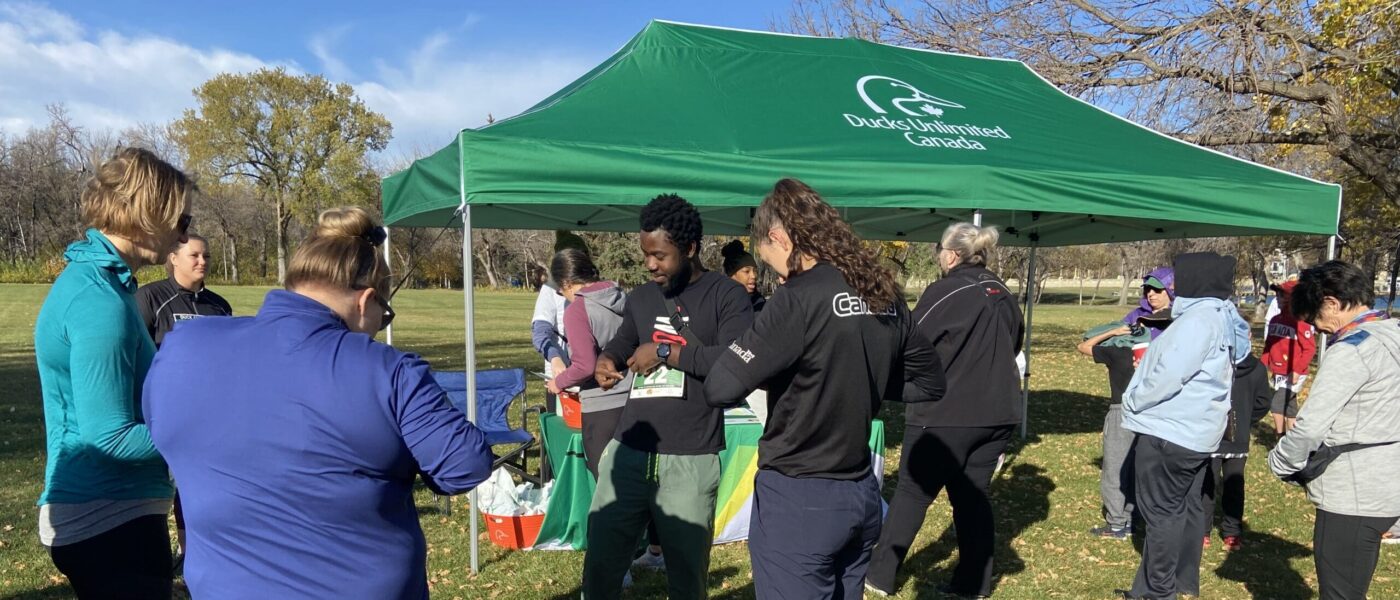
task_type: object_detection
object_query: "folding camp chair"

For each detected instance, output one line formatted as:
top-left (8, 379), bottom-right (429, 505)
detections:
top-left (432, 369), bottom-right (544, 514)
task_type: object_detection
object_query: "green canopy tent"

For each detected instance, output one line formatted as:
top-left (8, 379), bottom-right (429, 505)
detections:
top-left (381, 20), bottom-right (1340, 571)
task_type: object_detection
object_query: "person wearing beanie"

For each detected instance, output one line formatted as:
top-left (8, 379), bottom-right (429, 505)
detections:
top-left (531, 231), bottom-right (591, 413)
top-left (721, 239), bottom-right (765, 312)
top-left (1118, 252), bottom-right (1250, 600)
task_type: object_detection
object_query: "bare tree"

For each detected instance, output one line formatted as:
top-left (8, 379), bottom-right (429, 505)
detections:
top-left (784, 0), bottom-right (1400, 207)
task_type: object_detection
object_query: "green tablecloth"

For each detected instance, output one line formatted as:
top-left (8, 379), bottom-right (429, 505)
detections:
top-left (532, 413), bottom-right (885, 550)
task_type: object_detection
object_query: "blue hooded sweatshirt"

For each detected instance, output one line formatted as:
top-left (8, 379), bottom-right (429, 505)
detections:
top-left (1121, 254), bottom-right (1249, 453)
top-left (33, 229), bottom-right (172, 506)
top-left (143, 290), bottom-right (493, 600)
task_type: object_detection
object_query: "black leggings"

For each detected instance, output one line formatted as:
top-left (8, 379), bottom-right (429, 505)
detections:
top-left (48, 514), bottom-right (172, 599)
top-left (867, 425), bottom-right (1013, 596)
top-left (582, 406), bottom-right (625, 479)
top-left (1202, 456), bottom-right (1247, 538)
top-left (1314, 510), bottom-right (1398, 600)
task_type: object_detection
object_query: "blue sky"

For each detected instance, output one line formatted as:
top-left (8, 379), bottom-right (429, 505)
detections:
top-left (1, 1), bottom-right (793, 160)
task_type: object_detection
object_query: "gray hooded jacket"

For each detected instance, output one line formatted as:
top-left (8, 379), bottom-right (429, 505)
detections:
top-left (576, 283), bottom-right (632, 413)
top-left (1269, 318), bottom-right (1400, 517)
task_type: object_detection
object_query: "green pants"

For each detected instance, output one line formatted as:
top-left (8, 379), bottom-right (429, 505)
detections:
top-left (582, 439), bottom-right (720, 600)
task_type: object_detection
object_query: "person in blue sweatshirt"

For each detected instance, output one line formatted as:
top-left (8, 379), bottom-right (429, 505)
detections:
top-left (1118, 252), bottom-right (1250, 600)
top-left (33, 147), bottom-right (194, 598)
top-left (143, 207), bottom-right (494, 600)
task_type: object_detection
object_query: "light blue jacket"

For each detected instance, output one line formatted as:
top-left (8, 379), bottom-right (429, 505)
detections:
top-left (1121, 296), bottom-right (1250, 453)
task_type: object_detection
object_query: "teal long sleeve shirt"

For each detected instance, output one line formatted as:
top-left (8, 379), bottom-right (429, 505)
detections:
top-left (33, 229), bottom-right (172, 505)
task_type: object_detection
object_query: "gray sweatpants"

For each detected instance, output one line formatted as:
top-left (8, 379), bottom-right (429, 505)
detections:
top-left (1102, 404), bottom-right (1136, 529)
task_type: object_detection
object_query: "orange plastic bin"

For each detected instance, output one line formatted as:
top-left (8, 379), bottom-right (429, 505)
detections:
top-left (484, 512), bottom-right (545, 550)
top-left (558, 390), bottom-right (582, 429)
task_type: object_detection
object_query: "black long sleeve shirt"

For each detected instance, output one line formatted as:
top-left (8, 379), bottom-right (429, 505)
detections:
top-left (135, 278), bottom-right (233, 347)
top-left (704, 263), bottom-right (946, 480)
top-left (905, 263), bottom-right (1023, 428)
top-left (602, 271), bottom-right (754, 455)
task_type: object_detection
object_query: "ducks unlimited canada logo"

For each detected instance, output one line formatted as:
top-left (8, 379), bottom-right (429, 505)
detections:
top-left (844, 75), bottom-right (1011, 150)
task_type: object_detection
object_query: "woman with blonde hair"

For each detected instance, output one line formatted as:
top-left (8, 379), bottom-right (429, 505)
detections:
top-left (33, 147), bottom-right (194, 597)
top-left (143, 206), bottom-right (494, 599)
top-left (867, 222), bottom-right (1024, 599)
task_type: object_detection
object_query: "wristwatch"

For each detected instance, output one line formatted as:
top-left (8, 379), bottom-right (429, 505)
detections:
top-left (656, 343), bottom-right (672, 361)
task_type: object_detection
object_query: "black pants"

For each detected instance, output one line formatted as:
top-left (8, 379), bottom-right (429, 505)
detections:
top-left (582, 406), bottom-right (625, 479)
top-left (1129, 434), bottom-right (1209, 599)
top-left (1314, 510), bottom-right (1399, 600)
top-left (1202, 456), bottom-right (1246, 538)
top-left (48, 514), bottom-right (172, 599)
top-left (750, 469), bottom-right (882, 599)
top-left (868, 425), bottom-right (1013, 596)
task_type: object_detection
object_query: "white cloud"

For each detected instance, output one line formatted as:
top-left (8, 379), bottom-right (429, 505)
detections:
top-left (353, 34), bottom-right (596, 161)
top-left (0, 3), bottom-right (595, 162)
top-left (0, 2), bottom-right (273, 134)
top-left (308, 24), bottom-right (355, 81)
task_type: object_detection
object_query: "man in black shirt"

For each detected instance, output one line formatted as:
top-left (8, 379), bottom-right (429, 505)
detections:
top-left (584, 194), bottom-right (753, 600)
top-left (136, 235), bottom-right (232, 347)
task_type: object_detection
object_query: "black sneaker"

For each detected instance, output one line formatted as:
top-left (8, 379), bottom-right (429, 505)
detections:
top-left (1089, 524), bottom-right (1131, 540)
top-left (936, 583), bottom-right (990, 599)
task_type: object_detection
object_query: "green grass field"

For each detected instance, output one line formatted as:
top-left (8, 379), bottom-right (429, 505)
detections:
top-left (1, 284), bottom-right (1394, 599)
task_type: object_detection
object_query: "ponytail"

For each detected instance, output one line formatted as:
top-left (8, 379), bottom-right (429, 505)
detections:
top-left (940, 222), bottom-right (999, 267)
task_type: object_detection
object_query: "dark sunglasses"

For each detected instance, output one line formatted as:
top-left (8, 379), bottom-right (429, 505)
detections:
top-left (177, 214), bottom-right (193, 236)
top-left (353, 286), bottom-right (395, 330)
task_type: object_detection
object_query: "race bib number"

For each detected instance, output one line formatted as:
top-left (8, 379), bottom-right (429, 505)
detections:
top-left (629, 365), bottom-right (686, 399)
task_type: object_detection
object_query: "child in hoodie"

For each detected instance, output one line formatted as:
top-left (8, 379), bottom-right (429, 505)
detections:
top-left (1119, 252), bottom-right (1251, 600)
top-left (1202, 351), bottom-right (1272, 551)
top-left (1262, 280), bottom-right (1316, 434)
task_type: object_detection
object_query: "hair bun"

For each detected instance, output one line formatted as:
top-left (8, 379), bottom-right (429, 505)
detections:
top-left (721, 239), bottom-right (747, 258)
top-left (313, 206), bottom-right (379, 241)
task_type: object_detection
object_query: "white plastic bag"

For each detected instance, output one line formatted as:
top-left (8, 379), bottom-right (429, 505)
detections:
top-left (475, 467), bottom-right (552, 516)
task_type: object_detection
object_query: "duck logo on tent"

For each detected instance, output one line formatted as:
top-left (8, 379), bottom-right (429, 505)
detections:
top-left (844, 74), bottom-right (1012, 151)
top-left (856, 75), bottom-right (965, 117)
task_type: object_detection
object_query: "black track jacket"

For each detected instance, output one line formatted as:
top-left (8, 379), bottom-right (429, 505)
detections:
top-left (905, 263), bottom-right (1023, 428)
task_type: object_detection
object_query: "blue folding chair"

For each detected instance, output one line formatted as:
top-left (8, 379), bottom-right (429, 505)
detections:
top-left (432, 369), bottom-right (544, 513)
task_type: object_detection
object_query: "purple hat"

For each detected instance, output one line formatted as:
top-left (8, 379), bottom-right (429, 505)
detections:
top-left (1142, 266), bottom-right (1175, 300)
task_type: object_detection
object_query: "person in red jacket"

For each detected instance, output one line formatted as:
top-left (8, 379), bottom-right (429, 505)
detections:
top-left (1262, 280), bottom-right (1316, 434)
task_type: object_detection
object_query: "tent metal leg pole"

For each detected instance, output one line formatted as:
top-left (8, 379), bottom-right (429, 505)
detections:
top-left (973, 209), bottom-right (983, 227)
top-left (1319, 236), bottom-right (1337, 357)
top-left (384, 226), bottom-right (393, 346)
top-left (463, 208), bottom-right (480, 575)
top-left (1021, 243), bottom-right (1038, 440)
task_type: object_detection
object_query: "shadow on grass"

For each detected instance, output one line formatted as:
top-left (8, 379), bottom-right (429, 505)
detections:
top-left (890, 462), bottom-right (1054, 598)
top-left (1213, 528), bottom-right (1313, 600)
top-left (0, 584), bottom-right (76, 600)
top-left (1023, 390), bottom-right (1113, 437)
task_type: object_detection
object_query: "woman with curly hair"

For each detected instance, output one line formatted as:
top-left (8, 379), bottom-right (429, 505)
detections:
top-left (705, 178), bottom-right (946, 599)
top-left (866, 221), bottom-right (1024, 599)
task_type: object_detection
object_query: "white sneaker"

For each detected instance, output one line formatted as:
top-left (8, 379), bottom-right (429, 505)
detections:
top-left (631, 550), bottom-right (666, 571)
